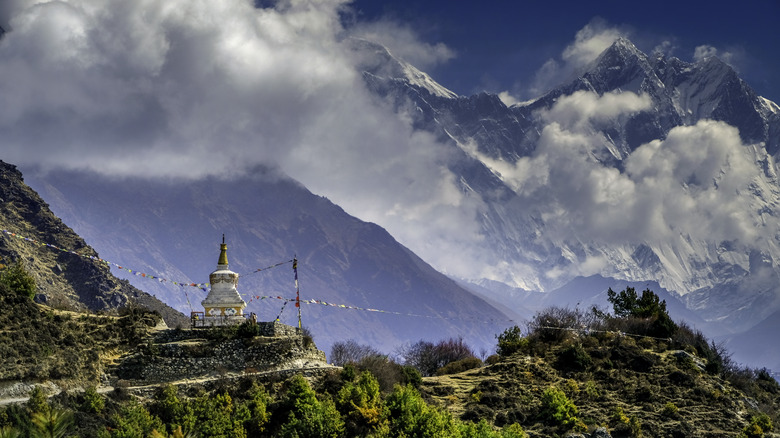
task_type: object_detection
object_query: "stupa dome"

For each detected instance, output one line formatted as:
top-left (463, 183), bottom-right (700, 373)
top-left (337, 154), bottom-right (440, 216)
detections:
top-left (201, 236), bottom-right (246, 317)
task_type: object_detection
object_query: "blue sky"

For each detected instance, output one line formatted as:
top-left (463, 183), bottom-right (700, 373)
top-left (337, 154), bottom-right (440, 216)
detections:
top-left (349, 0), bottom-right (780, 102)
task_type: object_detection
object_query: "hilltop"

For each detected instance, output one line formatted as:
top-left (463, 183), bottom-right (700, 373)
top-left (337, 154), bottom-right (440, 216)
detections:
top-left (0, 160), bottom-right (188, 327)
top-left (421, 310), bottom-right (780, 437)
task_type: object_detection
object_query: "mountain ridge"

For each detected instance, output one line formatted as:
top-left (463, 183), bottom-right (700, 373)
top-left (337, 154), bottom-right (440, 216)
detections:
top-left (23, 165), bottom-right (511, 359)
top-left (0, 160), bottom-right (188, 328)
top-left (348, 36), bottom-right (780, 371)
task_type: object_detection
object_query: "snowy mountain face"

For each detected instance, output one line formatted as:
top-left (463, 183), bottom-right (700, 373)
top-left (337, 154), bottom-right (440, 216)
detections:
top-left (357, 37), bottom-right (780, 339)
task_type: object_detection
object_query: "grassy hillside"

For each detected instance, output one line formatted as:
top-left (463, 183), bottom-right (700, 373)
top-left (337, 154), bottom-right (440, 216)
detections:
top-left (0, 286), bottom-right (778, 437)
top-left (0, 281), bottom-right (162, 386)
top-left (0, 159), bottom-right (188, 327)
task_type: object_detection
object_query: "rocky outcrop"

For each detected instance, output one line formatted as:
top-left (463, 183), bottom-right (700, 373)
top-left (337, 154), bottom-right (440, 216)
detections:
top-left (0, 160), bottom-right (188, 327)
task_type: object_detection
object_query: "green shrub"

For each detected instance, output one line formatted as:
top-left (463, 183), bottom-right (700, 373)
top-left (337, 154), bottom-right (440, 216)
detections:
top-left (356, 355), bottom-right (404, 393)
top-left (485, 354), bottom-right (501, 365)
top-left (458, 418), bottom-right (528, 437)
top-left (80, 386), bottom-right (105, 414)
top-left (400, 366), bottom-right (422, 388)
top-left (100, 399), bottom-right (164, 438)
top-left (555, 343), bottom-right (592, 371)
top-left (611, 407), bottom-right (643, 437)
top-left (496, 326), bottom-right (526, 357)
top-left (661, 402), bottom-right (679, 418)
top-left (0, 425), bottom-right (20, 438)
top-left (243, 383), bottom-right (271, 435)
top-left (607, 287), bottom-right (677, 338)
top-left (26, 386), bottom-right (49, 415)
top-left (30, 408), bottom-right (73, 438)
top-left (384, 384), bottom-right (459, 437)
top-left (741, 413), bottom-right (773, 438)
top-left (0, 261), bottom-right (37, 300)
top-left (279, 375), bottom-right (344, 438)
top-left (236, 320), bottom-right (260, 338)
top-left (539, 386), bottom-right (578, 428)
top-left (337, 371), bottom-right (387, 436)
top-left (436, 357), bottom-right (483, 375)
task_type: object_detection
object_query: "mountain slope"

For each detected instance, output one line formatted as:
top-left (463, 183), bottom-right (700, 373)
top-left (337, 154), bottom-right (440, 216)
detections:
top-left (0, 160), bottom-right (187, 327)
top-left (356, 38), bottom-right (780, 335)
top-left (24, 166), bottom-right (511, 358)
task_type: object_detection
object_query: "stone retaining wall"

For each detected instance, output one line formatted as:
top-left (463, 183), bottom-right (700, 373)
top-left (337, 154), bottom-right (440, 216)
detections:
top-left (112, 322), bottom-right (328, 385)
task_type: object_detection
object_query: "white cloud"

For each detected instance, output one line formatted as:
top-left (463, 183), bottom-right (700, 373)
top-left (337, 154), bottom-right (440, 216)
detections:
top-left (693, 44), bottom-right (719, 61)
top-left (479, 89), bottom-right (760, 262)
top-left (561, 19), bottom-right (626, 68)
top-left (652, 40), bottom-right (675, 57)
top-left (625, 120), bottom-right (758, 243)
top-left (541, 90), bottom-right (653, 130)
top-left (0, 0), bottom-right (484, 281)
top-left (2, 2), bottom-right (771, 294)
top-left (350, 19), bottom-right (455, 71)
top-left (526, 19), bottom-right (629, 98)
top-left (693, 44), bottom-right (739, 70)
top-left (497, 91), bottom-right (521, 107)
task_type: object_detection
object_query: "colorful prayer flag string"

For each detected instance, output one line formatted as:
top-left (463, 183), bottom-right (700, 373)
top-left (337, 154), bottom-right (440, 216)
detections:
top-left (249, 295), bottom-right (516, 325)
top-left (1, 229), bottom-right (210, 290)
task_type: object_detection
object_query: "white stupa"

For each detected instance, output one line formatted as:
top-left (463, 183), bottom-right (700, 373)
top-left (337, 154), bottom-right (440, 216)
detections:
top-left (201, 236), bottom-right (246, 323)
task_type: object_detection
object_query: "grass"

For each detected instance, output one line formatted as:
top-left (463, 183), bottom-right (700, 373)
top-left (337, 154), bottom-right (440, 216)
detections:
top-left (0, 283), bottom-right (162, 385)
top-left (421, 330), bottom-right (780, 437)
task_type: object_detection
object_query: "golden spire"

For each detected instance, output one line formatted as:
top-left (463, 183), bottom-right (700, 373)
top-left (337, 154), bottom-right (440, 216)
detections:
top-left (218, 234), bottom-right (228, 266)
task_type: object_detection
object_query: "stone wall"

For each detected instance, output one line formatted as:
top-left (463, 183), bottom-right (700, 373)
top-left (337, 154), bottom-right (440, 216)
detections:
top-left (112, 322), bottom-right (330, 386)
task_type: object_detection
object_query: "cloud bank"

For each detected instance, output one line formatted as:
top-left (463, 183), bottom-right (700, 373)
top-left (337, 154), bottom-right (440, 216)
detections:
top-left (1, 2), bottom-right (772, 292)
top-left (0, 0), bottom-right (488, 278)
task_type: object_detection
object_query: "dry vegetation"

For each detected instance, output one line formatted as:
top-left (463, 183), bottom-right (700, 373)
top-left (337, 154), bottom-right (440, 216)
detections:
top-left (0, 281), bottom-right (162, 386)
top-left (421, 305), bottom-right (780, 438)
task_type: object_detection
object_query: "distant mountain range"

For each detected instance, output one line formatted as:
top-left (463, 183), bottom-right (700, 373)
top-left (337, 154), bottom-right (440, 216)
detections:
top-left (354, 37), bottom-right (780, 369)
top-left (16, 36), bottom-right (780, 372)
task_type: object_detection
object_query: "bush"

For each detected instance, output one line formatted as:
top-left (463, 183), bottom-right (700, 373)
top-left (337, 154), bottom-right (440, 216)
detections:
top-left (436, 357), bottom-right (483, 375)
top-left (31, 408), bottom-right (74, 438)
top-left (236, 320), bottom-right (260, 338)
top-left (555, 343), bottom-right (592, 371)
top-left (80, 386), bottom-right (105, 414)
top-left (26, 386), bottom-right (49, 415)
top-left (279, 375), bottom-right (344, 438)
top-left (741, 413), bottom-right (773, 438)
top-left (496, 326), bottom-right (526, 357)
top-left (527, 307), bottom-right (590, 343)
top-left (384, 384), bottom-right (459, 437)
top-left (400, 337), bottom-right (477, 377)
top-left (400, 366), bottom-right (422, 388)
top-left (300, 326), bottom-right (314, 348)
top-left (607, 287), bottom-right (677, 338)
top-left (539, 386), bottom-right (578, 428)
top-left (355, 355), bottom-right (404, 393)
top-left (102, 399), bottom-right (164, 438)
top-left (336, 371), bottom-right (386, 436)
top-left (662, 402), bottom-right (679, 418)
top-left (0, 260), bottom-right (37, 300)
top-left (330, 340), bottom-right (381, 366)
top-left (611, 406), bottom-right (642, 437)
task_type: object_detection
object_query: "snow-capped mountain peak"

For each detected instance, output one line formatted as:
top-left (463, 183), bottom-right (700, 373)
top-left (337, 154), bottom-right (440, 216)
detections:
top-left (354, 36), bottom-right (780, 352)
top-left (347, 37), bottom-right (458, 99)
